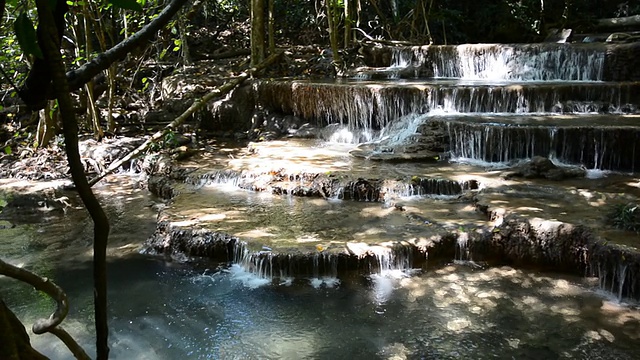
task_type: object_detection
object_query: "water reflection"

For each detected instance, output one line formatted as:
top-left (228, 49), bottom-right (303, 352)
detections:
top-left (3, 256), bottom-right (639, 360)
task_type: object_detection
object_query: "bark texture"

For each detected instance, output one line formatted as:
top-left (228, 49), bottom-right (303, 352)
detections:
top-left (35, 0), bottom-right (111, 358)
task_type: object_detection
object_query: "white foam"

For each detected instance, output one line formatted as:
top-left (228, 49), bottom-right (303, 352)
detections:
top-left (229, 264), bottom-right (271, 289)
top-left (309, 277), bottom-right (340, 288)
top-left (585, 169), bottom-right (610, 179)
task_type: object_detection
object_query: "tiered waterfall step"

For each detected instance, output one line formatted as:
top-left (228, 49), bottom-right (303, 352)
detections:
top-left (357, 42), bottom-right (640, 82)
top-left (432, 114), bottom-right (640, 171)
top-left (256, 80), bottom-right (640, 130)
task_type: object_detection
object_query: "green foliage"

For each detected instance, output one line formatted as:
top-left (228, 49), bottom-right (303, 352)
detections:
top-left (608, 203), bottom-right (640, 233)
top-left (162, 129), bottom-right (179, 148)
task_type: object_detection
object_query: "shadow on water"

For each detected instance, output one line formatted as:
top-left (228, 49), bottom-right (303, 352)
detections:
top-left (2, 175), bottom-right (640, 359)
top-left (3, 253), bottom-right (640, 359)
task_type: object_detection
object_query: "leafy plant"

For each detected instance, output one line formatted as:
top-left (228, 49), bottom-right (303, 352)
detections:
top-left (607, 203), bottom-right (640, 233)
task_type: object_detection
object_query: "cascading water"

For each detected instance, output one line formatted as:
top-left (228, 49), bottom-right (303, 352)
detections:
top-left (310, 252), bottom-right (340, 288)
top-left (368, 245), bottom-right (415, 307)
top-left (391, 44), bottom-right (606, 81)
top-left (444, 117), bottom-right (640, 171)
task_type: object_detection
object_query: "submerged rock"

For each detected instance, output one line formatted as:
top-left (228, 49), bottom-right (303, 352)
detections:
top-left (504, 156), bottom-right (586, 180)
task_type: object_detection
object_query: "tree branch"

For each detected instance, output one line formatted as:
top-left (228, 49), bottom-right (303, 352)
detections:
top-left (35, 0), bottom-right (111, 358)
top-left (66, 0), bottom-right (189, 91)
top-left (88, 51), bottom-right (284, 186)
top-left (0, 259), bottom-right (90, 359)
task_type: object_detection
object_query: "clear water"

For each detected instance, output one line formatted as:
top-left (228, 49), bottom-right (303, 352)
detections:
top-left (3, 257), bottom-right (639, 359)
top-left (2, 177), bottom-right (640, 360)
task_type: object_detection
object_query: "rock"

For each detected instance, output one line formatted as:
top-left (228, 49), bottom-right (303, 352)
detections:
top-left (504, 156), bottom-right (585, 180)
top-left (606, 32), bottom-right (637, 43)
top-left (544, 28), bottom-right (572, 43)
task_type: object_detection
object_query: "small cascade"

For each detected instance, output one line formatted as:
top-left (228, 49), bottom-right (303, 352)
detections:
top-left (231, 241), bottom-right (344, 286)
top-left (382, 178), bottom-right (478, 198)
top-left (310, 252), bottom-right (340, 288)
top-left (368, 245), bottom-right (415, 307)
top-left (391, 44), bottom-right (605, 81)
top-left (230, 241), bottom-right (274, 287)
top-left (445, 119), bottom-right (640, 171)
top-left (376, 113), bottom-right (430, 147)
top-left (341, 179), bottom-right (383, 201)
top-left (369, 244), bottom-right (414, 275)
top-left (454, 232), bottom-right (471, 263)
top-left (418, 178), bottom-right (479, 196)
top-left (194, 169), bottom-right (244, 187)
top-left (595, 261), bottom-right (635, 301)
top-left (257, 80), bottom-right (640, 136)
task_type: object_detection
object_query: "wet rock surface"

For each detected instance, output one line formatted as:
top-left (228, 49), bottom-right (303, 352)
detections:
top-left (504, 156), bottom-right (586, 180)
top-left (137, 139), bottom-right (640, 299)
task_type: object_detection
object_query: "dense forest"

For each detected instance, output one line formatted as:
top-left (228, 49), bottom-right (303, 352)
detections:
top-left (1, 0), bottom-right (638, 359)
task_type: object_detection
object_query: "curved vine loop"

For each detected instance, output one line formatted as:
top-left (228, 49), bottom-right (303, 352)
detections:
top-left (0, 258), bottom-right (90, 360)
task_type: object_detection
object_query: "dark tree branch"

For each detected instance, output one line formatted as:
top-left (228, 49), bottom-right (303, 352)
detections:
top-left (35, 0), bottom-right (111, 358)
top-left (0, 0), bottom-right (6, 24)
top-left (18, 0), bottom-right (67, 110)
top-left (18, 0), bottom-right (188, 110)
top-left (66, 0), bottom-right (189, 91)
top-left (0, 259), bottom-right (90, 359)
top-left (0, 297), bottom-right (49, 360)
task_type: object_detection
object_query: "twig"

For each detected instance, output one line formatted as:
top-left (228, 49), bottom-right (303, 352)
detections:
top-left (88, 51), bottom-right (284, 187)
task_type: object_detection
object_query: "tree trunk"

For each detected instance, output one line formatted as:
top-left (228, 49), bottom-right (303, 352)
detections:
top-left (0, 297), bottom-right (48, 360)
top-left (268, 0), bottom-right (275, 54)
top-left (326, 0), bottom-right (342, 71)
top-left (35, 0), bottom-right (111, 358)
top-left (344, 0), bottom-right (351, 47)
top-left (251, 0), bottom-right (265, 66)
top-left (88, 51), bottom-right (283, 186)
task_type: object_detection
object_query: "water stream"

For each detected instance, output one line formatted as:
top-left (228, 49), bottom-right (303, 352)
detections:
top-left (3, 42), bottom-right (640, 358)
top-left (1, 177), bottom-right (639, 359)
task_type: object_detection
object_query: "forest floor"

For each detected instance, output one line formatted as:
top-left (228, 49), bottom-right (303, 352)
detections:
top-left (0, 39), bottom-right (345, 183)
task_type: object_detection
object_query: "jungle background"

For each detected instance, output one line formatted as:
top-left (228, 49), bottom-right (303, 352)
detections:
top-left (1, 0), bottom-right (638, 359)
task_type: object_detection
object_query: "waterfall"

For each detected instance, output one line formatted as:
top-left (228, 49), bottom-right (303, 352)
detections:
top-left (368, 245), bottom-right (414, 307)
top-left (194, 169), bottom-right (244, 188)
top-left (258, 80), bottom-right (640, 140)
top-left (445, 120), bottom-right (640, 171)
top-left (392, 44), bottom-right (605, 81)
top-left (310, 252), bottom-right (340, 288)
top-left (231, 241), bottom-right (274, 288)
top-left (596, 261), bottom-right (633, 302)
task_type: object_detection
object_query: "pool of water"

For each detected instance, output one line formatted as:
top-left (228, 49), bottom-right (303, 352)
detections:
top-left (2, 176), bottom-right (640, 360)
top-left (3, 256), bottom-right (639, 359)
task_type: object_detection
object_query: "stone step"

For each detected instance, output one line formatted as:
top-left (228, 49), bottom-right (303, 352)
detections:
top-left (358, 42), bottom-right (640, 82)
top-left (256, 80), bottom-right (640, 131)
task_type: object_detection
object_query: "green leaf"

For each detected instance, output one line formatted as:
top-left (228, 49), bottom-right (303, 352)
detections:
top-left (14, 13), bottom-right (43, 59)
top-left (108, 0), bottom-right (143, 11)
top-left (4, 146), bottom-right (11, 155)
